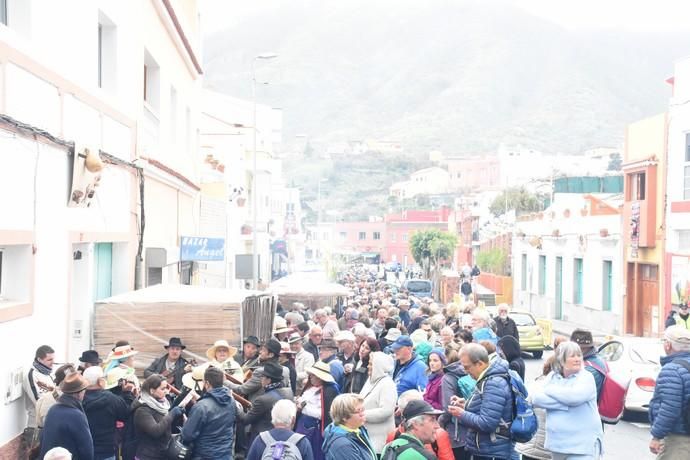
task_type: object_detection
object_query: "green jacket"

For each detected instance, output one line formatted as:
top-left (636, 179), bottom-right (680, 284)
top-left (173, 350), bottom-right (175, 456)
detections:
top-left (381, 433), bottom-right (437, 460)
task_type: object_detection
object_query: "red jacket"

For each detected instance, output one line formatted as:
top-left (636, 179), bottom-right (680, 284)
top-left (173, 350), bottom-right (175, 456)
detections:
top-left (423, 372), bottom-right (444, 410)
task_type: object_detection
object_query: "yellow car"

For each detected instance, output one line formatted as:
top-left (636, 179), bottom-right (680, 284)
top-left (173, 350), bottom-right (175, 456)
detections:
top-left (511, 310), bottom-right (550, 359)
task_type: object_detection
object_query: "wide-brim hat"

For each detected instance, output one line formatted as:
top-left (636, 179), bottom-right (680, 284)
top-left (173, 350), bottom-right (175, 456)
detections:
top-left (319, 339), bottom-right (338, 350)
top-left (273, 316), bottom-right (292, 335)
top-left (107, 345), bottom-right (138, 362)
top-left (334, 330), bottom-right (356, 342)
top-left (182, 364), bottom-right (215, 390)
top-left (306, 361), bottom-right (335, 383)
top-left (165, 337), bottom-right (186, 350)
top-left (206, 340), bottom-right (238, 361)
top-left (280, 342), bottom-right (296, 354)
top-left (264, 338), bottom-right (282, 356)
top-left (79, 350), bottom-right (102, 365)
top-left (262, 361), bottom-right (284, 380)
top-left (384, 328), bottom-right (402, 342)
top-left (288, 332), bottom-right (303, 344)
top-left (105, 366), bottom-right (136, 390)
top-left (60, 373), bottom-right (89, 394)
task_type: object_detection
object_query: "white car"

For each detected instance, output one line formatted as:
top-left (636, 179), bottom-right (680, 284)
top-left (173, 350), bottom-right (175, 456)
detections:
top-left (597, 336), bottom-right (663, 413)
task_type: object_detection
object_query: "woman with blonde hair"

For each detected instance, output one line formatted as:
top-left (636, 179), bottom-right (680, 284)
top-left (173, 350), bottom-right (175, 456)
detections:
top-left (322, 393), bottom-right (377, 460)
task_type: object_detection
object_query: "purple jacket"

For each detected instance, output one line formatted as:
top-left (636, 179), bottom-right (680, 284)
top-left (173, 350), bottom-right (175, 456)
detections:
top-left (423, 372), bottom-right (444, 410)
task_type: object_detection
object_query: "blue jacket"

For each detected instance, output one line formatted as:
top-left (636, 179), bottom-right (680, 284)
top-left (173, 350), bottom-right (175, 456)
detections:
top-left (40, 394), bottom-right (94, 460)
top-left (393, 354), bottom-right (428, 396)
top-left (459, 358), bottom-right (513, 459)
top-left (182, 387), bottom-right (236, 459)
top-left (322, 424), bottom-right (377, 460)
top-left (532, 369), bottom-right (603, 456)
top-left (246, 428), bottom-right (314, 460)
top-left (649, 352), bottom-right (690, 439)
top-left (583, 349), bottom-right (606, 402)
top-left (324, 354), bottom-right (346, 390)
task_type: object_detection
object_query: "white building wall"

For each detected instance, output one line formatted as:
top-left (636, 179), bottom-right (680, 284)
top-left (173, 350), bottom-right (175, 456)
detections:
top-left (667, 57), bottom-right (690, 257)
top-left (511, 196), bottom-right (623, 334)
top-left (0, 1), bottom-right (202, 452)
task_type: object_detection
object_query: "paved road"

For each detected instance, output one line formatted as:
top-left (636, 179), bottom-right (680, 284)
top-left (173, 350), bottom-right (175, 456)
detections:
top-left (523, 351), bottom-right (655, 459)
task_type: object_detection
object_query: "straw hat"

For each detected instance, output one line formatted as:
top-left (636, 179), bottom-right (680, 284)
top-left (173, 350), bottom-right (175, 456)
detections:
top-left (206, 340), bottom-right (238, 361)
top-left (306, 361), bottom-right (335, 383)
top-left (182, 363), bottom-right (219, 390)
top-left (273, 316), bottom-right (292, 335)
top-left (107, 345), bottom-right (138, 362)
top-left (280, 342), bottom-right (296, 354)
top-left (105, 366), bottom-right (137, 390)
top-left (288, 332), bottom-right (303, 344)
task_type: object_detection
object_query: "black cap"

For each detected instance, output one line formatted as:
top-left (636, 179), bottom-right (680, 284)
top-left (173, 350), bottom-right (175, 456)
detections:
top-left (261, 361), bottom-right (284, 381)
top-left (243, 336), bottom-right (261, 347)
top-left (402, 400), bottom-right (444, 420)
top-left (78, 350), bottom-right (102, 365)
top-left (570, 329), bottom-right (593, 347)
top-left (164, 337), bottom-right (186, 349)
top-left (264, 339), bottom-right (282, 356)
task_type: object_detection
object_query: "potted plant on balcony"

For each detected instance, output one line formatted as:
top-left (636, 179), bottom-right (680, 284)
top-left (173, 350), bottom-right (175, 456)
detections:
top-left (599, 228), bottom-right (609, 238)
top-left (236, 197), bottom-right (246, 207)
top-left (241, 224), bottom-right (252, 235)
top-left (552, 229), bottom-right (561, 237)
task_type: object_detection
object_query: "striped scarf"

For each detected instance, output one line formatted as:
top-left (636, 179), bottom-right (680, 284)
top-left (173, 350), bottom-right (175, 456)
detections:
top-left (33, 359), bottom-right (52, 376)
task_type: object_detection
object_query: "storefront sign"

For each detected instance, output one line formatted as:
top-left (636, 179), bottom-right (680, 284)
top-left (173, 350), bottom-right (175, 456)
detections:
top-left (180, 237), bottom-right (225, 261)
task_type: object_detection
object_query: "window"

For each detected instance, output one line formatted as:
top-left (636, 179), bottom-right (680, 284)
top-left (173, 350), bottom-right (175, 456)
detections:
top-left (573, 258), bottom-right (583, 304)
top-left (630, 172), bottom-right (646, 200)
top-left (169, 87), bottom-right (178, 142)
top-left (185, 106), bottom-right (192, 154)
top-left (679, 230), bottom-right (690, 251)
top-left (521, 254), bottom-right (527, 291)
top-left (98, 11), bottom-right (117, 92)
top-left (391, 233), bottom-right (396, 242)
top-left (0, 0), bottom-right (6, 25)
top-left (602, 260), bottom-right (612, 311)
top-left (358, 232), bottom-right (366, 240)
top-left (339, 232), bottom-right (347, 240)
top-left (0, 249), bottom-right (3, 296)
top-left (322, 232), bottom-right (329, 241)
top-left (538, 255), bottom-right (546, 295)
top-left (686, 133), bottom-right (690, 162)
top-left (143, 49), bottom-right (160, 111)
top-left (402, 233), bottom-right (408, 241)
top-left (684, 165), bottom-right (690, 200)
top-left (373, 231), bottom-right (381, 240)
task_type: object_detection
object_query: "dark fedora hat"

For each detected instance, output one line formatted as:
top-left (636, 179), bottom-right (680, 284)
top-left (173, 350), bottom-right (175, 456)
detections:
top-left (164, 337), bottom-right (186, 350)
top-left (261, 361), bottom-right (284, 381)
top-left (243, 335), bottom-right (261, 347)
top-left (79, 350), bottom-right (102, 365)
top-left (263, 339), bottom-right (282, 356)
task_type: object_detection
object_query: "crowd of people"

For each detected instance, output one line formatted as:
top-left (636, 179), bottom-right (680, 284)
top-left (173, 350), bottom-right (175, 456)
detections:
top-left (21, 265), bottom-right (690, 460)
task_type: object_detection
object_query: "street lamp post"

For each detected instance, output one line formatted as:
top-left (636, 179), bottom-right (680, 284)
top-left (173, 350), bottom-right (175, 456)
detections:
top-left (251, 53), bottom-right (278, 288)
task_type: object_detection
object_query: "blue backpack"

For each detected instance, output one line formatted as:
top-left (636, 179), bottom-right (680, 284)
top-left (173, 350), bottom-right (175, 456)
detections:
top-left (502, 370), bottom-right (538, 443)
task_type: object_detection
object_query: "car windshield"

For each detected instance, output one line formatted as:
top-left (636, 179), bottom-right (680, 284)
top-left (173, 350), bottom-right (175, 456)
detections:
top-left (629, 341), bottom-right (663, 364)
top-left (407, 281), bottom-right (431, 291)
top-left (510, 312), bottom-right (536, 327)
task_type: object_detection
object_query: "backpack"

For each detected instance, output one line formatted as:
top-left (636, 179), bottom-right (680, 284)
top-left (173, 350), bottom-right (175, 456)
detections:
top-left (381, 434), bottom-right (435, 460)
top-left (671, 359), bottom-right (690, 432)
top-left (259, 431), bottom-right (304, 460)
top-left (478, 370), bottom-right (538, 443)
top-left (585, 360), bottom-right (628, 424)
top-left (457, 374), bottom-right (476, 399)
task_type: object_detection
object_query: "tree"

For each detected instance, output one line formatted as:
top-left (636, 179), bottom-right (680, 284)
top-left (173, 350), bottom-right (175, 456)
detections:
top-left (475, 248), bottom-right (507, 275)
top-left (607, 153), bottom-right (622, 171)
top-left (409, 229), bottom-right (457, 279)
top-left (490, 187), bottom-right (542, 217)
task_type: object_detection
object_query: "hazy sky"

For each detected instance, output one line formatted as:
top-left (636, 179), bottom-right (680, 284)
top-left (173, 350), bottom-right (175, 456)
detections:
top-left (200, 0), bottom-right (690, 35)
